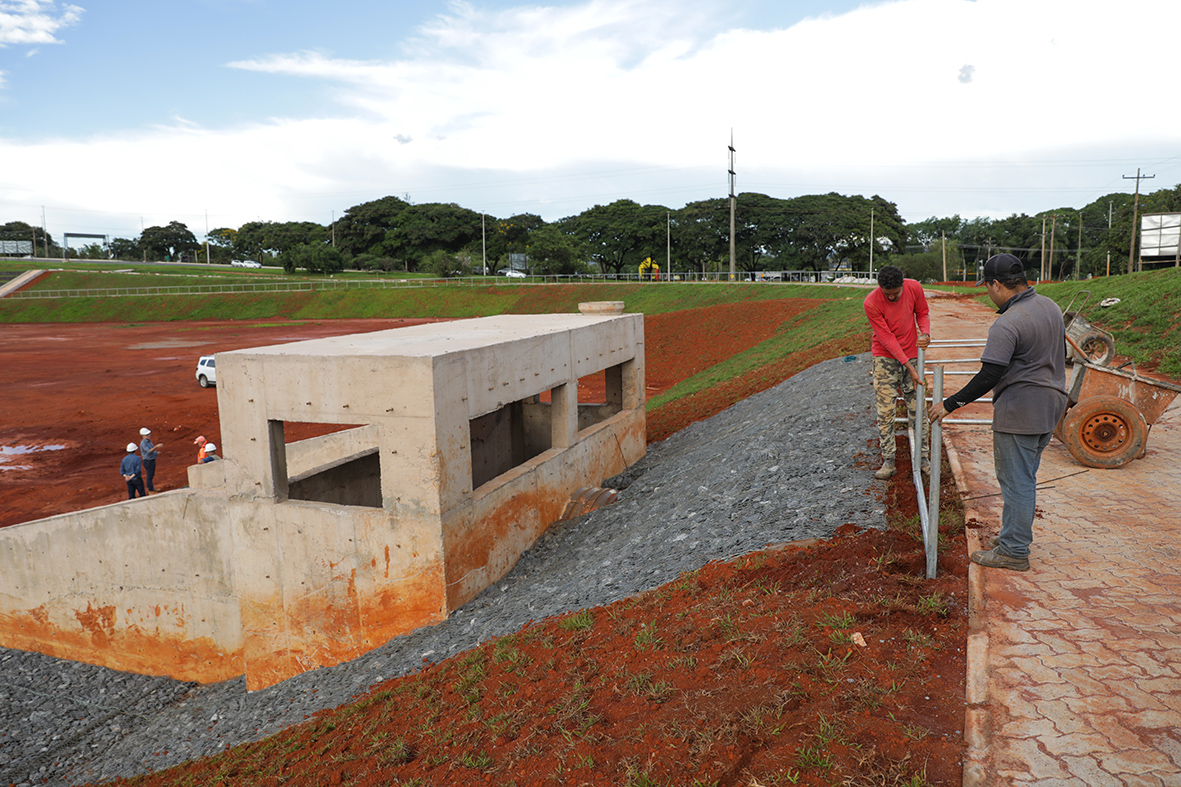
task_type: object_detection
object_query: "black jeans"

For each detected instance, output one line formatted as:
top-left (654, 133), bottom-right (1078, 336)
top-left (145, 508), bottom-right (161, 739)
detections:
top-left (126, 475), bottom-right (146, 499)
top-left (143, 458), bottom-right (157, 491)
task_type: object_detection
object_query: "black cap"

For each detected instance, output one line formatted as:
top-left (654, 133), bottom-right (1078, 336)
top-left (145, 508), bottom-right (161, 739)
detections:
top-left (977, 253), bottom-right (1024, 286)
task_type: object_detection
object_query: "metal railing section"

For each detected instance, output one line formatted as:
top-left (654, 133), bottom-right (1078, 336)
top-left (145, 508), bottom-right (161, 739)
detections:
top-left (910, 339), bottom-right (989, 578)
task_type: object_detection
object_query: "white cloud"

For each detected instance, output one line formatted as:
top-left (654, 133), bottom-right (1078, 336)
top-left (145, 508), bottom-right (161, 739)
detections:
top-left (0, 0), bottom-right (83, 47)
top-left (3, 0), bottom-right (1181, 238)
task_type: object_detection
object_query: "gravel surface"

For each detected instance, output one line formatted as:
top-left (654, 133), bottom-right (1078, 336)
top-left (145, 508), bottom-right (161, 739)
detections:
top-left (0, 353), bottom-right (885, 787)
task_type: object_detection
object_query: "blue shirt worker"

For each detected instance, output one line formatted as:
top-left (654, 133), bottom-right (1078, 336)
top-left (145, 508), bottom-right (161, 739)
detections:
top-left (201, 443), bottom-right (220, 463)
top-left (120, 443), bottom-right (147, 499)
top-left (929, 254), bottom-right (1068, 571)
top-left (139, 427), bottom-right (164, 493)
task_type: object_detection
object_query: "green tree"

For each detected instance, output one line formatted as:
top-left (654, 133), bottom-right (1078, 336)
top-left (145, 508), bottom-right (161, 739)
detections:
top-left (140, 221), bottom-right (199, 261)
top-left (423, 249), bottom-right (473, 278)
top-left (779, 193), bottom-right (905, 271)
top-left (527, 225), bottom-right (588, 275)
top-left (485, 213), bottom-right (545, 269)
top-left (560, 200), bottom-right (668, 274)
top-left (673, 198), bottom-right (728, 274)
top-left (205, 227), bottom-right (237, 264)
top-left (0, 221), bottom-right (59, 257)
top-left (234, 221), bottom-right (327, 261)
top-left (109, 237), bottom-right (140, 261)
top-left (905, 215), bottom-right (967, 251)
top-left (71, 243), bottom-right (109, 260)
top-left (333, 196), bottom-right (412, 258)
top-left (890, 241), bottom-right (964, 282)
top-left (279, 243), bottom-right (344, 275)
top-left (383, 203), bottom-right (483, 270)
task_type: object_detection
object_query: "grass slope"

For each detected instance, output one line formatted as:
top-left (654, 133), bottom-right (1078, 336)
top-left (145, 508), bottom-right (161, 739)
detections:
top-left (1037, 270), bottom-right (1181, 378)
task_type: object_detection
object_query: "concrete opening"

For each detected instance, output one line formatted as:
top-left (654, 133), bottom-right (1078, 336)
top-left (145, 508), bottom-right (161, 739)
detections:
top-left (270, 421), bottom-right (382, 508)
top-left (470, 397), bottom-right (555, 490)
top-left (577, 360), bottom-right (629, 434)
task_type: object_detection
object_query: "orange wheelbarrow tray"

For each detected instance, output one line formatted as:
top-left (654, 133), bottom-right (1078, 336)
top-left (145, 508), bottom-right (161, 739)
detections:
top-left (1060, 290), bottom-right (1116, 366)
top-left (1054, 360), bottom-right (1181, 469)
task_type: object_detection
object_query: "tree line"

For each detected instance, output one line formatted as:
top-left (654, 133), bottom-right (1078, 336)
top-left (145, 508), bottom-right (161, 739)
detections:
top-left (3, 182), bottom-right (1179, 280)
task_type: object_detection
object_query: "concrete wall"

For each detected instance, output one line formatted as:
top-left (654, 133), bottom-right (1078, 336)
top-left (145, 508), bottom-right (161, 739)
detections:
top-left (0, 491), bottom-right (242, 683)
top-left (0, 314), bottom-right (645, 690)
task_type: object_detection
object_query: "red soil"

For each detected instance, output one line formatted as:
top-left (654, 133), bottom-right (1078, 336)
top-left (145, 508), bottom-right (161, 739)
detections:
top-left (115, 515), bottom-right (968, 787)
top-left (2, 301), bottom-right (968, 787)
top-left (0, 300), bottom-right (825, 527)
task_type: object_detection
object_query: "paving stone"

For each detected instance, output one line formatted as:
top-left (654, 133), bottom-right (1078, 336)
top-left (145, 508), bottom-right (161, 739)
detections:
top-left (933, 294), bottom-right (1181, 787)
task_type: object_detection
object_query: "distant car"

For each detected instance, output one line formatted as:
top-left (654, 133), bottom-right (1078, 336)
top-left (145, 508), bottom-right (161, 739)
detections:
top-left (196, 356), bottom-right (216, 387)
top-left (230, 260), bottom-right (262, 268)
top-left (497, 269), bottom-right (527, 278)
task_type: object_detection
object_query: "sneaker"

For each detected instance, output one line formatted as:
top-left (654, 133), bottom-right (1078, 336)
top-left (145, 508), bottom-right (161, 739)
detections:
top-left (990, 535), bottom-right (1000, 548)
top-left (874, 460), bottom-right (896, 480)
top-left (970, 547), bottom-right (1029, 572)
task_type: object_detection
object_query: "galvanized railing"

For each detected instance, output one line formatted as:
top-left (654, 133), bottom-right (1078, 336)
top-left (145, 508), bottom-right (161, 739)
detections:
top-left (2, 269), bottom-right (875, 300)
top-left (909, 339), bottom-right (991, 578)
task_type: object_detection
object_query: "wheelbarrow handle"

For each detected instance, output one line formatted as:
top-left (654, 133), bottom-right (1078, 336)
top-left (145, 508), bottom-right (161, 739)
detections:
top-left (1061, 289), bottom-right (1091, 316)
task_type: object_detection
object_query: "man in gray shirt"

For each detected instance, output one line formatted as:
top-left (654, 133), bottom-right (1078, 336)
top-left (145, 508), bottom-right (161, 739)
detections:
top-left (929, 254), bottom-right (1068, 571)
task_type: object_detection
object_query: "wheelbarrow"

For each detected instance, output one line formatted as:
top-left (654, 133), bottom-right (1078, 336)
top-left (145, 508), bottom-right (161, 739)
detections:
top-left (1060, 290), bottom-right (1115, 366)
top-left (1054, 359), bottom-right (1181, 468)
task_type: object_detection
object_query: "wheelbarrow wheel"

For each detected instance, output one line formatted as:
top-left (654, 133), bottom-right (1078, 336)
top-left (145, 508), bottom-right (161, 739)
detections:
top-left (1060, 395), bottom-right (1147, 468)
top-left (1075, 331), bottom-right (1115, 366)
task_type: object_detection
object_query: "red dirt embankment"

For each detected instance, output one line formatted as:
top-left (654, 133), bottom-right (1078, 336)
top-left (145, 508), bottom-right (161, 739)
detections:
top-left (1, 299), bottom-right (830, 526)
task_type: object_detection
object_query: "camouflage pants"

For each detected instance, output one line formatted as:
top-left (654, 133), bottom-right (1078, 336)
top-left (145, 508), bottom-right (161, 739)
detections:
top-left (873, 357), bottom-right (929, 463)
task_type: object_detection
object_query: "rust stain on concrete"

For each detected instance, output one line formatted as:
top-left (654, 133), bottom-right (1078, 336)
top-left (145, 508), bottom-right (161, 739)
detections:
top-left (74, 603), bottom-right (117, 646)
top-left (0, 607), bottom-right (242, 683)
top-left (240, 561), bottom-right (448, 690)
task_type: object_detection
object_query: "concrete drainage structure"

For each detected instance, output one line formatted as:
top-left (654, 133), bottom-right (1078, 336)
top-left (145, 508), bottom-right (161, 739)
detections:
top-left (0, 313), bottom-right (645, 690)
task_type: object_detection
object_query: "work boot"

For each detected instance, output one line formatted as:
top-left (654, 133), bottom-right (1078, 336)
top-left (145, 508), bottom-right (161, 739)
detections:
top-left (874, 460), bottom-right (896, 480)
top-left (970, 547), bottom-right (1029, 572)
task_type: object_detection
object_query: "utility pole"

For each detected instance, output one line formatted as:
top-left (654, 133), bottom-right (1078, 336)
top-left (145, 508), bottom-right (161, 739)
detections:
top-left (1040, 217), bottom-right (1046, 281)
top-left (205, 209), bottom-right (210, 265)
top-left (1124, 167), bottom-right (1154, 274)
top-left (666, 212), bottom-right (671, 278)
top-left (728, 132), bottom-right (736, 282)
top-left (1106, 203), bottom-right (1113, 276)
top-left (868, 207), bottom-right (874, 276)
top-left (1076, 213), bottom-right (1083, 280)
top-left (1048, 214), bottom-right (1057, 281)
top-left (941, 230), bottom-right (947, 282)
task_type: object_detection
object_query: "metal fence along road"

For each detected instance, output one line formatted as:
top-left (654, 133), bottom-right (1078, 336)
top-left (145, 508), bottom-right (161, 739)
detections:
top-left (3, 270), bottom-right (877, 299)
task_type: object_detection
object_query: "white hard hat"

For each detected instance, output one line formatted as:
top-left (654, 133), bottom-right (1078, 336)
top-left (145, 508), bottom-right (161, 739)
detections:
top-left (140, 427), bottom-right (151, 436)
top-left (205, 443), bottom-right (216, 452)
top-left (126, 443), bottom-right (138, 452)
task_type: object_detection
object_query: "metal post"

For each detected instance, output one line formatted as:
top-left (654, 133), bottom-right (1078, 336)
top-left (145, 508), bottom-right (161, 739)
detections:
top-left (912, 347), bottom-right (932, 579)
top-left (926, 365), bottom-right (943, 579)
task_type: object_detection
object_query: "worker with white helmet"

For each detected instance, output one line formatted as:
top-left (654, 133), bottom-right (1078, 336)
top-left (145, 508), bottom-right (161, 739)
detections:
top-left (201, 442), bottom-right (220, 463)
top-left (119, 442), bottom-right (147, 499)
top-left (138, 427), bottom-right (164, 493)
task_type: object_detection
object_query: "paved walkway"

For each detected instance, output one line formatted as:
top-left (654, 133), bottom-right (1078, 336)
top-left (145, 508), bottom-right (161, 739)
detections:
top-left (924, 294), bottom-right (1181, 787)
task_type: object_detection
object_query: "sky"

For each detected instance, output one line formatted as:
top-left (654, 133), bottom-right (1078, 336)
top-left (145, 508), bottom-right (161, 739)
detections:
top-left (2, 0), bottom-right (1181, 246)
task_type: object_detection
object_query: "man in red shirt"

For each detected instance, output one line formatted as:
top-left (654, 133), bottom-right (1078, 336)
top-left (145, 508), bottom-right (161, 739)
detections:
top-left (863, 265), bottom-right (931, 479)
